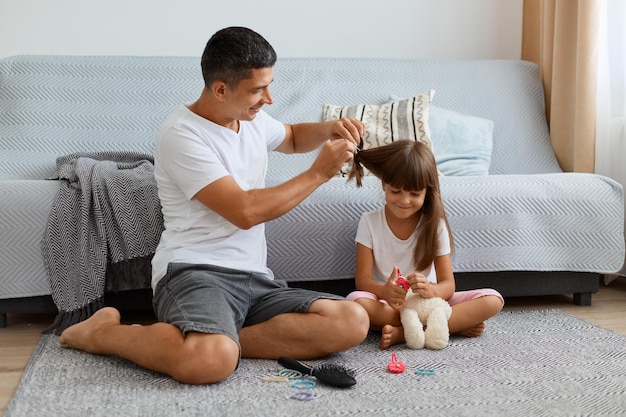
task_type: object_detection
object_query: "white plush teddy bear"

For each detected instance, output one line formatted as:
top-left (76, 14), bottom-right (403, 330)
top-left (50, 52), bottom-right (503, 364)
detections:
top-left (399, 283), bottom-right (452, 350)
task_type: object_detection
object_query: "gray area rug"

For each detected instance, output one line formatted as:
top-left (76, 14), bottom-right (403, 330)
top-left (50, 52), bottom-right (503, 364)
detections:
top-left (5, 310), bottom-right (626, 417)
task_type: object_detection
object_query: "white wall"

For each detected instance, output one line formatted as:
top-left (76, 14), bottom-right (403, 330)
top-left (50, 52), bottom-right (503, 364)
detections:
top-left (0, 0), bottom-right (523, 60)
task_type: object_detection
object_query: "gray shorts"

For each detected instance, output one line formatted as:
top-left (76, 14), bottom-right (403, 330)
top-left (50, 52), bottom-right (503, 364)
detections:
top-left (152, 263), bottom-right (343, 346)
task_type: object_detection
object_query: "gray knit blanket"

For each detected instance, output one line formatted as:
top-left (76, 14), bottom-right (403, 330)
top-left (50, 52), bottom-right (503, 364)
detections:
top-left (41, 151), bottom-right (164, 334)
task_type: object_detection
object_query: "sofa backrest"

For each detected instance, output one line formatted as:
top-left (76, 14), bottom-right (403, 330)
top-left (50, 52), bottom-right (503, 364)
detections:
top-left (0, 55), bottom-right (199, 180)
top-left (0, 55), bottom-right (561, 180)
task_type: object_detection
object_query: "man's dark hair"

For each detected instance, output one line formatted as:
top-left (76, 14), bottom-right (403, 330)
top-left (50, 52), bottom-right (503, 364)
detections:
top-left (201, 27), bottom-right (277, 89)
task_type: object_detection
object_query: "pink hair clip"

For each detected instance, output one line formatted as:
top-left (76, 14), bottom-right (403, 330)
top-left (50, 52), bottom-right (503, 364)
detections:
top-left (387, 353), bottom-right (406, 374)
top-left (396, 269), bottom-right (410, 290)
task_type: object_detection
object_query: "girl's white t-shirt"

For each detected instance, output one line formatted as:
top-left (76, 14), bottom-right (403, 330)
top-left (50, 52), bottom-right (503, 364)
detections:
top-left (151, 104), bottom-right (285, 289)
top-left (355, 206), bottom-right (450, 284)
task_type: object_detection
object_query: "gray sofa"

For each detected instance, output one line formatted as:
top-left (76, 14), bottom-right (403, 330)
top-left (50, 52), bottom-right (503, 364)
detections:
top-left (1, 55), bottom-right (624, 327)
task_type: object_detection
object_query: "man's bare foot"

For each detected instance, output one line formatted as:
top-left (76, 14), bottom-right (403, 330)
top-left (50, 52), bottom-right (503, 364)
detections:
top-left (59, 307), bottom-right (122, 354)
top-left (454, 322), bottom-right (485, 338)
top-left (380, 324), bottom-right (405, 349)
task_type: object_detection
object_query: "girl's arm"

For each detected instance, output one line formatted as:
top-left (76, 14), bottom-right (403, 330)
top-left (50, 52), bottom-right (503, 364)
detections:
top-left (354, 243), bottom-right (407, 306)
top-left (431, 254), bottom-right (456, 300)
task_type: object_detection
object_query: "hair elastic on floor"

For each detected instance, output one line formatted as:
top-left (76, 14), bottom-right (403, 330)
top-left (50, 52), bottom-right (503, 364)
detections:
top-left (290, 391), bottom-right (316, 401)
top-left (292, 380), bottom-right (316, 389)
top-left (415, 368), bottom-right (436, 376)
top-left (278, 369), bottom-right (303, 380)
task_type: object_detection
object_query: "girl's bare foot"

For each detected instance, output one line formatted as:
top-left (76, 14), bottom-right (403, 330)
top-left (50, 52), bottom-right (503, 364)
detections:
top-left (454, 322), bottom-right (485, 338)
top-left (59, 307), bottom-right (122, 353)
top-left (380, 324), bottom-right (405, 349)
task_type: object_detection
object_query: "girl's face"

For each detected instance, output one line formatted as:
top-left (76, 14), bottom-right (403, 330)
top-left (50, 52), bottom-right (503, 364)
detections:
top-left (383, 184), bottom-right (427, 220)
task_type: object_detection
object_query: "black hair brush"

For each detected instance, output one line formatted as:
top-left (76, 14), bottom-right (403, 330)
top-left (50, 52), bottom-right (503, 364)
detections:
top-left (278, 357), bottom-right (356, 388)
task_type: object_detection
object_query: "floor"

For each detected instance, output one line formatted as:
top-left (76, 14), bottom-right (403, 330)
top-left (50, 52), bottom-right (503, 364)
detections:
top-left (1, 278), bottom-right (625, 414)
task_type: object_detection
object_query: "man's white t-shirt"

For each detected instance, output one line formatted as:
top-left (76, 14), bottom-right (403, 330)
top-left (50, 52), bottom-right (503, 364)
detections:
top-left (151, 104), bottom-right (285, 289)
top-left (355, 206), bottom-right (450, 284)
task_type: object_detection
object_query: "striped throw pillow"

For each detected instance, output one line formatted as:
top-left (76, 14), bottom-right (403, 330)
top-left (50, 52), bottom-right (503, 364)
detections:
top-left (323, 90), bottom-right (435, 176)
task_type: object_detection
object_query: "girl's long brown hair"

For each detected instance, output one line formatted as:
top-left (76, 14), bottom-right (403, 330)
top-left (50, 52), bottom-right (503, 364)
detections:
top-left (348, 140), bottom-right (454, 271)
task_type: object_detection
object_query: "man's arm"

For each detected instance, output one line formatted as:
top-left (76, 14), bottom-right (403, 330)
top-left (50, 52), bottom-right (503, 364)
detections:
top-left (276, 118), bottom-right (363, 154)
top-left (194, 167), bottom-right (319, 230)
top-left (194, 119), bottom-right (363, 230)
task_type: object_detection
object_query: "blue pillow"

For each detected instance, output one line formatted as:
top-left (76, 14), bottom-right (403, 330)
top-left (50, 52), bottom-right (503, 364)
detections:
top-left (429, 105), bottom-right (494, 176)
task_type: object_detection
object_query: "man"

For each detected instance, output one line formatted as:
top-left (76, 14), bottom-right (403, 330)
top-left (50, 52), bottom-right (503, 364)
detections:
top-left (59, 26), bottom-right (369, 384)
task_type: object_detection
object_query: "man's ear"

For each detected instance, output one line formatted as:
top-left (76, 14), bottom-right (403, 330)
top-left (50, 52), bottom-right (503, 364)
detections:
top-left (211, 81), bottom-right (227, 101)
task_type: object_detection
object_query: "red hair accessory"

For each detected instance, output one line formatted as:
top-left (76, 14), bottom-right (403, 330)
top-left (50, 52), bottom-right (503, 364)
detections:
top-left (387, 353), bottom-right (406, 374)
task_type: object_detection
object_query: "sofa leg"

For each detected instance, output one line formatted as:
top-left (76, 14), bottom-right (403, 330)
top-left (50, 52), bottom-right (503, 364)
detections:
top-left (573, 292), bottom-right (592, 306)
top-left (0, 312), bottom-right (6, 328)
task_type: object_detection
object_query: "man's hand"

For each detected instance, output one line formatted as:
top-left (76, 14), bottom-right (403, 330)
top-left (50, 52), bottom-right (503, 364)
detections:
top-left (306, 118), bottom-right (364, 180)
top-left (327, 117), bottom-right (364, 149)
top-left (310, 139), bottom-right (358, 180)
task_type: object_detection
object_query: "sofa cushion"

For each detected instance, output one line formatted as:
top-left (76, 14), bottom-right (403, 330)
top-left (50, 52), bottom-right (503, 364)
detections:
top-left (322, 90), bottom-right (434, 176)
top-left (429, 105), bottom-right (494, 176)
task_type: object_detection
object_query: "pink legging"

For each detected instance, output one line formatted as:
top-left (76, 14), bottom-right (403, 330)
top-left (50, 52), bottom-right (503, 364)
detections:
top-left (347, 288), bottom-right (504, 307)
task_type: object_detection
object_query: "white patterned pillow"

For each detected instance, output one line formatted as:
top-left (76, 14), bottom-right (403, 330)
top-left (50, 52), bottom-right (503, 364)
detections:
top-left (323, 90), bottom-right (435, 176)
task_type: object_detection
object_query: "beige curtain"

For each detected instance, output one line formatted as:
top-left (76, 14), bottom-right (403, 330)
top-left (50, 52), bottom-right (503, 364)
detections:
top-left (522, 0), bottom-right (600, 173)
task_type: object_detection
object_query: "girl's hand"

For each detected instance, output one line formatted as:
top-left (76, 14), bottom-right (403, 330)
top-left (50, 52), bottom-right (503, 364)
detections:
top-left (407, 273), bottom-right (436, 298)
top-left (383, 267), bottom-right (407, 309)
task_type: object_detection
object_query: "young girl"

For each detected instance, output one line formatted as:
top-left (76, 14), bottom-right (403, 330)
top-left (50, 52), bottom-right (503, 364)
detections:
top-left (346, 140), bottom-right (504, 349)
